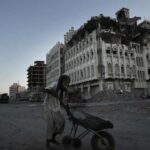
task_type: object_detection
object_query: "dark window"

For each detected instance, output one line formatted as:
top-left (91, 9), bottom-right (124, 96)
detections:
top-left (113, 51), bottom-right (117, 55)
top-left (106, 50), bottom-right (110, 54)
top-left (121, 65), bottom-right (124, 74)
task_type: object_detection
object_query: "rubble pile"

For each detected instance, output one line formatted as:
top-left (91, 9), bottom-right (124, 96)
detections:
top-left (88, 90), bottom-right (135, 102)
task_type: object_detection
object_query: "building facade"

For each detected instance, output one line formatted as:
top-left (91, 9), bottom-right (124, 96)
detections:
top-left (46, 42), bottom-right (65, 87)
top-left (9, 83), bottom-right (26, 100)
top-left (27, 61), bottom-right (46, 101)
top-left (64, 8), bottom-right (150, 97)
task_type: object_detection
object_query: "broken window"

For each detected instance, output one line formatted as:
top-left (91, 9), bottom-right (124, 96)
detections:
top-left (113, 50), bottom-right (117, 55)
top-left (131, 53), bottom-right (133, 57)
top-left (121, 65), bottom-right (124, 74)
top-left (106, 50), bottom-right (111, 54)
top-left (125, 52), bottom-right (128, 57)
top-left (148, 69), bottom-right (150, 75)
top-left (144, 43), bottom-right (147, 47)
top-left (146, 54), bottom-right (149, 59)
top-left (90, 49), bottom-right (94, 59)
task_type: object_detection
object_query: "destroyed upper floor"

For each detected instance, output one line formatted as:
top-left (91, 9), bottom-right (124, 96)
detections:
top-left (65, 8), bottom-right (150, 47)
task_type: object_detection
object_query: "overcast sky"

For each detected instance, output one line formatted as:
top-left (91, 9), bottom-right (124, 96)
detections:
top-left (0, 0), bottom-right (150, 93)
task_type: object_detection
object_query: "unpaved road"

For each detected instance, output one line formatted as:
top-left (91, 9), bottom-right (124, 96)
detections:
top-left (0, 100), bottom-right (150, 150)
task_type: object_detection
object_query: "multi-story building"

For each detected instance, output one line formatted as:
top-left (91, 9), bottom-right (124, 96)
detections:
top-left (27, 61), bottom-right (46, 101)
top-left (9, 83), bottom-right (26, 100)
top-left (64, 8), bottom-right (150, 97)
top-left (46, 42), bottom-right (65, 87)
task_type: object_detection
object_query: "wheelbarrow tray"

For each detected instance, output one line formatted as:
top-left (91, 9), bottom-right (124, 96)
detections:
top-left (71, 110), bottom-right (113, 131)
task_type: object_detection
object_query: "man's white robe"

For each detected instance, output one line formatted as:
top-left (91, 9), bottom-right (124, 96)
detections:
top-left (44, 93), bottom-right (65, 140)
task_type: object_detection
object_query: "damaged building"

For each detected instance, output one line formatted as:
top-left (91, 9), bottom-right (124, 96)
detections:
top-left (64, 8), bottom-right (150, 97)
top-left (27, 61), bottom-right (46, 101)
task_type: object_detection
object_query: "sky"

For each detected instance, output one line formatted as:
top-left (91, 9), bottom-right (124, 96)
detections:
top-left (0, 0), bottom-right (150, 93)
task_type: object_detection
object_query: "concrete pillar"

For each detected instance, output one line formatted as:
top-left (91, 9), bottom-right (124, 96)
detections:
top-left (99, 79), bottom-right (103, 91)
top-left (87, 83), bottom-right (91, 98)
top-left (81, 84), bottom-right (83, 93)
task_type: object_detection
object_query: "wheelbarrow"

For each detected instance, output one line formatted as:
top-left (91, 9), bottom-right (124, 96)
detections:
top-left (61, 103), bottom-right (115, 150)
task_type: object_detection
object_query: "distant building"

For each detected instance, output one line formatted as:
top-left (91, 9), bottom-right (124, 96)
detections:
top-left (9, 83), bottom-right (26, 100)
top-left (46, 42), bottom-right (65, 87)
top-left (27, 61), bottom-right (46, 89)
top-left (16, 90), bottom-right (29, 101)
top-left (27, 61), bottom-right (46, 101)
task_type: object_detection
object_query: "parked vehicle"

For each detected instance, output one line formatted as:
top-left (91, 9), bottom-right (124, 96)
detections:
top-left (61, 103), bottom-right (115, 150)
top-left (0, 93), bottom-right (9, 103)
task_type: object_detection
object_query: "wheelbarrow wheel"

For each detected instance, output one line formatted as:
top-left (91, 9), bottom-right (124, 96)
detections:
top-left (91, 131), bottom-right (115, 150)
top-left (61, 135), bottom-right (72, 148)
top-left (73, 138), bottom-right (82, 148)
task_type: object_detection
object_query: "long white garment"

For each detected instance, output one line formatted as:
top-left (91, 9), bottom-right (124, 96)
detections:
top-left (43, 93), bottom-right (65, 140)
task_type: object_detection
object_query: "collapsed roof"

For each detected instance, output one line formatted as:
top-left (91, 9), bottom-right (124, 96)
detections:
top-left (66, 8), bottom-right (149, 47)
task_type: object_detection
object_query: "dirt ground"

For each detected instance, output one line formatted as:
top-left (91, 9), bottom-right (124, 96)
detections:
top-left (0, 99), bottom-right (150, 150)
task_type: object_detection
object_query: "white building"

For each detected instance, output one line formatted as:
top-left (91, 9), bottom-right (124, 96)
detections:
top-left (46, 42), bottom-right (65, 87)
top-left (64, 8), bottom-right (150, 97)
top-left (9, 83), bottom-right (26, 100)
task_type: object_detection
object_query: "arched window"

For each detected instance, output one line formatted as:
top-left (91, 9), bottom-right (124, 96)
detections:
top-left (77, 71), bottom-right (79, 81)
top-left (73, 59), bottom-right (75, 67)
top-left (126, 65), bottom-right (130, 77)
top-left (77, 57), bottom-right (79, 65)
top-left (87, 51), bottom-right (89, 61)
top-left (74, 72), bottom-right (76, 81)
top-left (90, 49), bottom-right (94, 59)
top-left (107, 63), bottom-right (113, 75)
top-left (87, 66), bottom-right (90, 78)
top-left (83, 54), bottom-right (86, 63)
top-left (84, 68), bottom-right (86, 78)
top-left (76, 47), bottom-right (79, 54)
top-left (80, 55), bottom-right (82, 64)
top-left (91, 65), bottom-right (94, 77)
top-left (115, 64), bottom-right (119, 76)
top-left (132, 65), bottom-right (136, 77)
top-left (121, 65), bottom-right (124, 74)
top-left (80, 70), bottom-right (83, 80)
top-left (71, 60), bottom-right (73, 69)
top-left (72, 73), bottom-right (74, 82)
